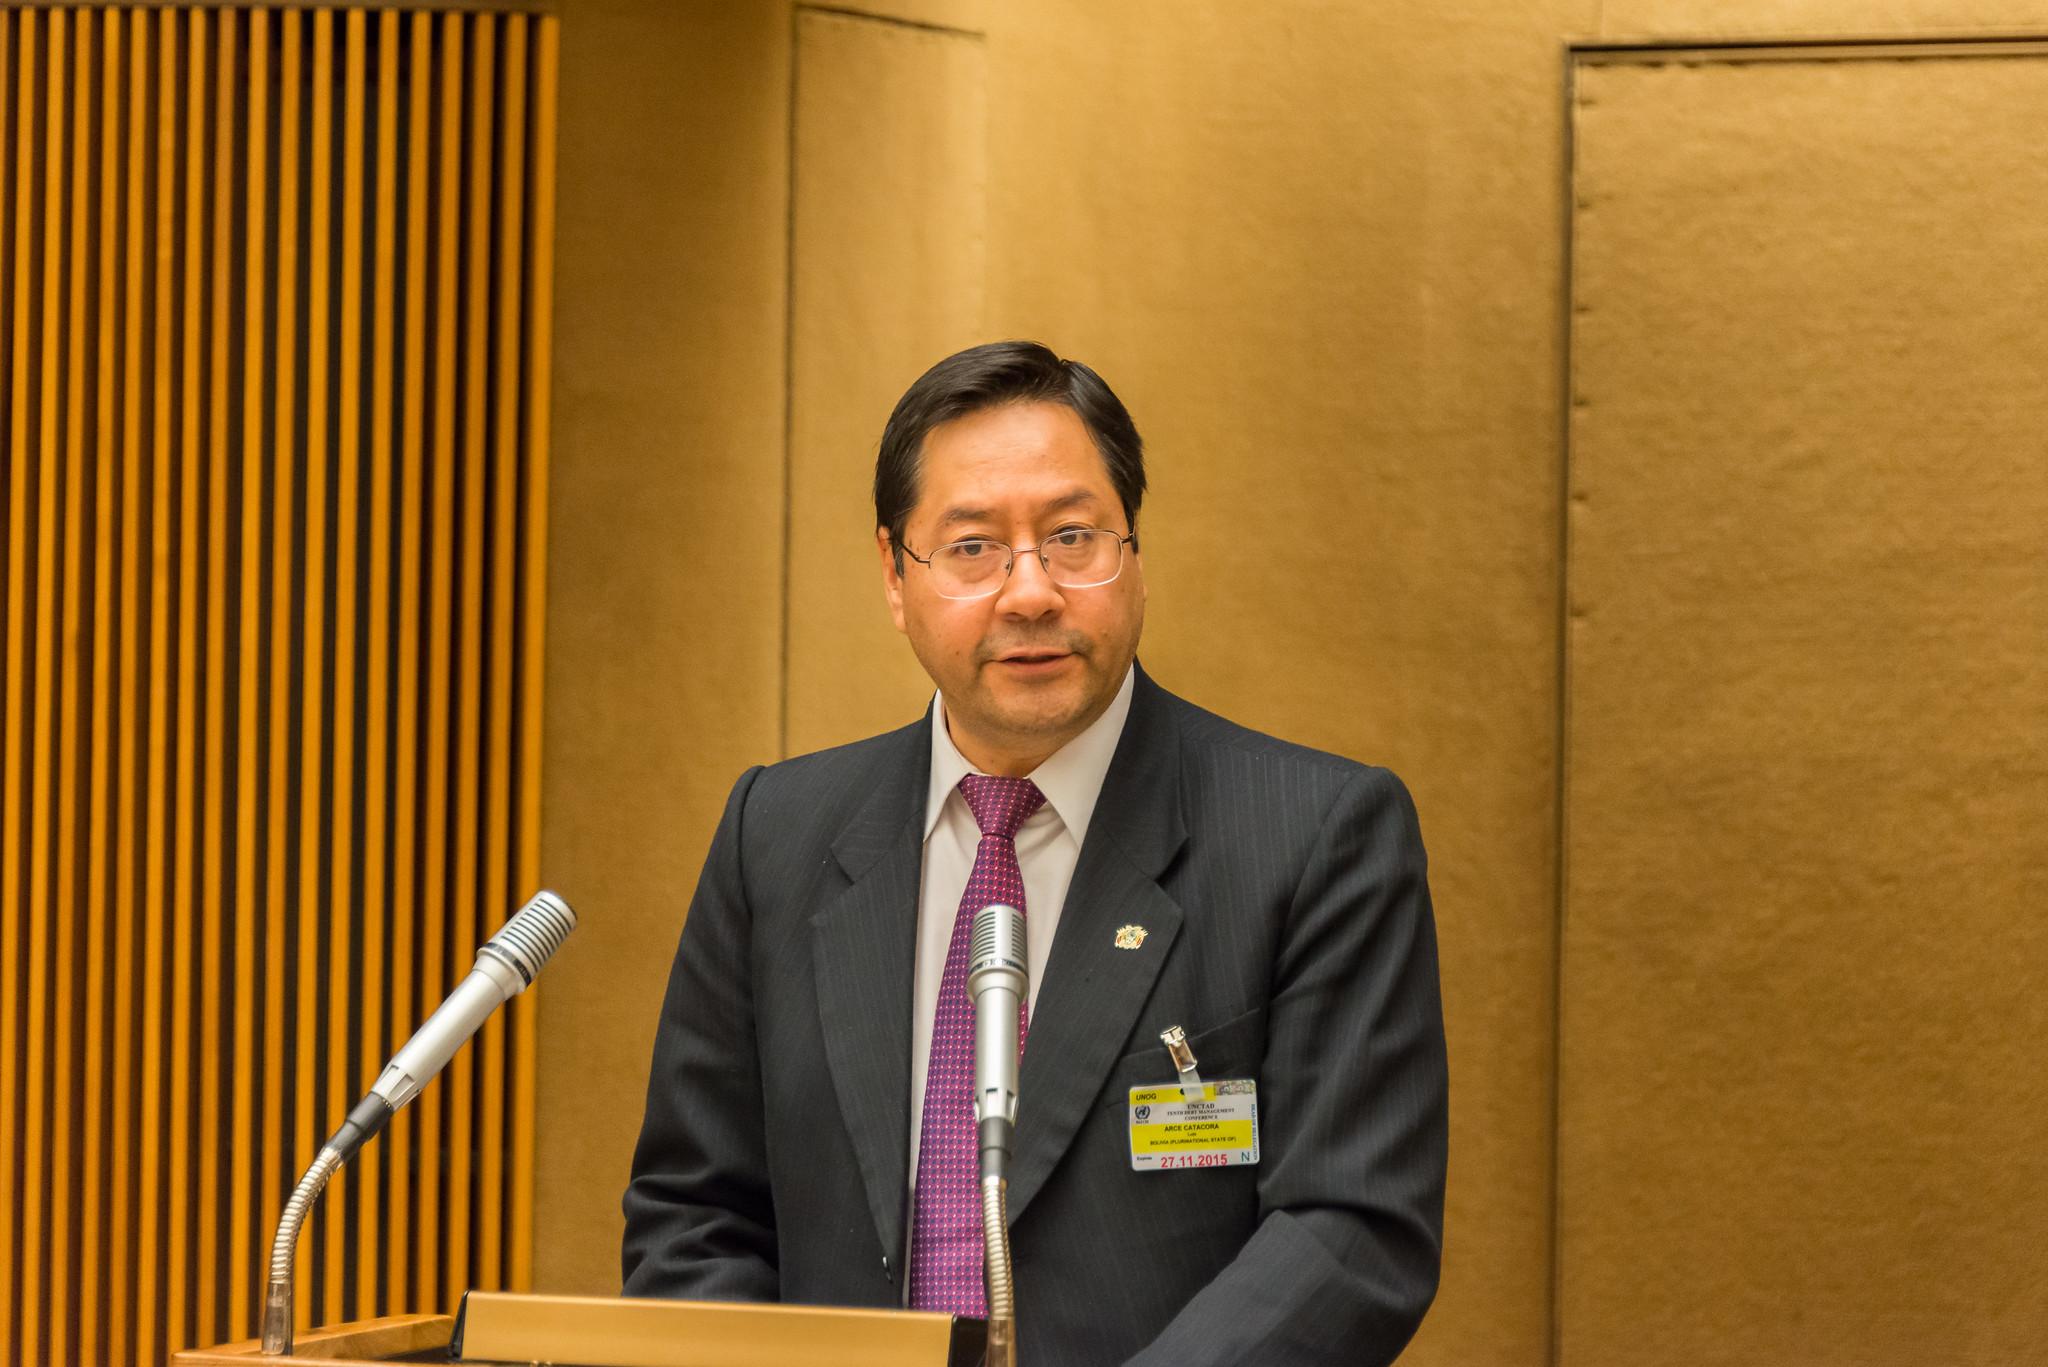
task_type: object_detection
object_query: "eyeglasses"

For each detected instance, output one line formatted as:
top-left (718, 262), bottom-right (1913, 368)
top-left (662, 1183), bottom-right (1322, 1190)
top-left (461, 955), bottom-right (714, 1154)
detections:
top-left (899, 527), bottom-right (1137, 601)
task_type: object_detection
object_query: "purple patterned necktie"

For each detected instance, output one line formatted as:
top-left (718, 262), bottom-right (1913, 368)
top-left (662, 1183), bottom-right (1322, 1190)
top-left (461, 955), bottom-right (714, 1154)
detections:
top-left (908, 774), bottom-right (1045, 1314)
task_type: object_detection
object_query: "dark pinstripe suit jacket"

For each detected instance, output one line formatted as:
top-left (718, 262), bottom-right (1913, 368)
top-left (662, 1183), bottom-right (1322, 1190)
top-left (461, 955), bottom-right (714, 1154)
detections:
top-left (622, 666), bottom-right (1447, 1366)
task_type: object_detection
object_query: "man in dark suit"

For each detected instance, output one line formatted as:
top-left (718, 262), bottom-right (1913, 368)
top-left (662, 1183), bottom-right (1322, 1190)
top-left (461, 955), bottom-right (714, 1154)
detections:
top-left (623, 342), bottom-right (1447, 1365)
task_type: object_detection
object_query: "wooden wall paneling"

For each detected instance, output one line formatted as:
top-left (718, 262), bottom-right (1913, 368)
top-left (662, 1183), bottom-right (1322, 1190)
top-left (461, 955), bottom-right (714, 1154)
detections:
top-left (446, 10), bottom-right (497, 1306)
top-left (173, 4), bottom-right (213, 1348)
top-left (360, 2), bottom-right (401, 1320)
top-left (48, 14), bottom-right (97, 1364)
top-left (196, 8), bottom-right (238, 1348)
top-left (167, 7), bottom-right (210, 1353)
top-left (20, 11), bottom-right (70, 1358)
top-left (136, 10), bottom-right (179, 1362)
top-left (0, 17), bottom-right (16, 1358)
top-left (108, 15), bottom-right (152, 1362)
top-left (387, 5), bottom-right (435, 1311)
top-left (261, 11), bottom-right (304, 1334)
top-left (415, 6), bottom-right (466, 1317)
top-left (78, 14), bottom-right (126, 1363)
top-left (0, 5), bottom-right (557, 1355)
top-left (477, 14), bottom-right (529, 1294)
top-left (510, 13), bottom-right (559, 1293)
top-left (0, 13), bottom-right (24, 1356)
top-left (229, 5), bottom-right (269, 1338)
top-left (325, 4), bottom-right (366, 1324)
top-left (295, 6), bottom-right (334, 1331)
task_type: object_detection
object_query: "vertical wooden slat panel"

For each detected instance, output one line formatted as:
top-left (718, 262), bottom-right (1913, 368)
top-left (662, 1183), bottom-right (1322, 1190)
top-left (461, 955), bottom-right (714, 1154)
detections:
top-left (136, 13), bottom-right (180, 1362)
top-left (510, 14), bottom-right (560, 1290)
top-left (0, 6), bottom-right (560, 1350)
top-left (0, 8), bottom-right (8, 440)
top-left (325, 6), bottom-right (367, 1318)
top-left (477, 11), bottom-right (527, 1291)
top-left (105, 14), bottom-right (150, 1362)
top-left (229, 5), bottom-right (269, 1338)
top-left (20, 11), bottom-right (71, 1362)
top-left (296, 4), bottom-right (334, 1333)
top-left (166, 8), bottom-right (211, 1354)
top-left (261, 10), bottom-right (303, 1322)
top-left (0, 2), bottom-right (8, 413)
top-left (387, 7), bottom-right (435, 1308)
top-left (78, 15), bottom-right (126, 1363)
top-left (415, 8), bottom-right (465, 1315)
top-left (0, 13), bottom-right (28, 1355)
top-left (447, 11), bottom-right (496, 1298)
top-left (359, 4), bottom-right (402, 1315)
top-left (196, 8), bottom-right (238, 1346)
top-left (47, 14), bottom-right (96, 1365)
top-left (0, 23), bottom-right (15, 1363)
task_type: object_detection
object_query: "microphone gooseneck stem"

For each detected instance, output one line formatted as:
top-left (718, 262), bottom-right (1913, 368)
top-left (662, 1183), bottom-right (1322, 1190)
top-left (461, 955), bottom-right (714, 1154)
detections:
top-left (259, 1144), bottom-right (345, 1355)
top-left (982, 1172), bottom-right (1017, 1367)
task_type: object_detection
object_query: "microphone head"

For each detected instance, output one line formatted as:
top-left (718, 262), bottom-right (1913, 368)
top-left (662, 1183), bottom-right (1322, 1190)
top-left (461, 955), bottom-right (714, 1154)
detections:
top-left (477, 889), bottom-right (578, 988)
top-left (968, 902), bottom-right (1027, 996)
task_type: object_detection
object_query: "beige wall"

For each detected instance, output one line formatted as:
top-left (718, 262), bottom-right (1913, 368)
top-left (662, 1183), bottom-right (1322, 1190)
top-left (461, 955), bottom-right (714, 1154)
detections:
top-left (1562, 47), bottom-right (2048, 1366)
top-left (539, 4), bottom-right (2048, 1364)
top-left (538, 0), bottom-right (791, 1293)
top-left (784, 9), bottom-right (989, 755)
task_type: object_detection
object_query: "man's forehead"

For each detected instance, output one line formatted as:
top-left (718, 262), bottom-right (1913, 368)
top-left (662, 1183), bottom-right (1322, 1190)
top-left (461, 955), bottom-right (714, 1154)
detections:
top-left (932, 486), bottom-right (1102, 530)
top-left (906, 400), bottom-right (1120, 526)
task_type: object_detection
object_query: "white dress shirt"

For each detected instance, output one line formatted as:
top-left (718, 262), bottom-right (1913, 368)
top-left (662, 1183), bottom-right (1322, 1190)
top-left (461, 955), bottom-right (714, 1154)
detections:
top-left (907, 664), bottom-right (1136, 1187)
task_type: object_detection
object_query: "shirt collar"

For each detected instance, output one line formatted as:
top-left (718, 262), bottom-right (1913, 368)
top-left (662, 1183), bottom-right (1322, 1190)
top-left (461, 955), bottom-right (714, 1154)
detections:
top-left (923, 664), bottom-right (1137, 845)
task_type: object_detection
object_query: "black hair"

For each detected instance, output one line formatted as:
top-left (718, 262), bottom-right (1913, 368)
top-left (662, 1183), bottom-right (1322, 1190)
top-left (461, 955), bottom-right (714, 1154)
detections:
top-left (873, 340), bottom-right (1146, 570)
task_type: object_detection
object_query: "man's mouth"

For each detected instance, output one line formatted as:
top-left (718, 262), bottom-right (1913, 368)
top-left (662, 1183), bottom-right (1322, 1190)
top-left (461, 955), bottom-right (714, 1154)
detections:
top-left (992, 648), bottom-right (1074, 672)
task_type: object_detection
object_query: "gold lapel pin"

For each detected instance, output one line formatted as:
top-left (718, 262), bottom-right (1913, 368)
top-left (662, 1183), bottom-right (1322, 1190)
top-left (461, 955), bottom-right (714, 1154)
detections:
top-left (1114, 924), bottom-right (1148, 950)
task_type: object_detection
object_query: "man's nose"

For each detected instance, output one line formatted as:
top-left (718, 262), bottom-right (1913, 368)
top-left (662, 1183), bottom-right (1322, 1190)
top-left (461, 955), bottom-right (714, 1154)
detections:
top-left (994, 547), bottom-right (1064, 617)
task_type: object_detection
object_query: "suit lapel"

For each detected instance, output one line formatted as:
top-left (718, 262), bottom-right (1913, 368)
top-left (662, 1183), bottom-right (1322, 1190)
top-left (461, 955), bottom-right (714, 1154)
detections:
top-left (1009, 668), bottom-right (1187, 1222)
top-left (811, 722), bottom-right (929, 1271)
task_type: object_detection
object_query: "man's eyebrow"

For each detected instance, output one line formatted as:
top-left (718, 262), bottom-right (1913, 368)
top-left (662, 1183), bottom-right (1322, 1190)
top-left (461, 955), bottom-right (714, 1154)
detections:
top-left (1039, 488), bottom-right (1101, 517)
top-left (934, 488), bottom-right (1102, 531)
top-left (935, 504), bottom-right (995, 530)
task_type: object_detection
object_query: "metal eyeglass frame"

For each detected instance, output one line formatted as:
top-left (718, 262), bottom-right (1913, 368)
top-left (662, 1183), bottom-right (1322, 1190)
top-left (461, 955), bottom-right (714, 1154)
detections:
top-left (898, 528), bottom-right (1138, 601)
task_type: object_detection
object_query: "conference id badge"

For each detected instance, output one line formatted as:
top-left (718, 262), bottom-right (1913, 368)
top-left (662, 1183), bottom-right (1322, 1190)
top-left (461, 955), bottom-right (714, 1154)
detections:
top-left (1127, 1080), bottom-right (1260, 1171)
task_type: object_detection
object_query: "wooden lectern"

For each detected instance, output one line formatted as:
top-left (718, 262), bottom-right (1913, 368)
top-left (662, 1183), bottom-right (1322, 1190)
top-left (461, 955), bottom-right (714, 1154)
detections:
top-left (175, 1293), bottom-right (987, 1367)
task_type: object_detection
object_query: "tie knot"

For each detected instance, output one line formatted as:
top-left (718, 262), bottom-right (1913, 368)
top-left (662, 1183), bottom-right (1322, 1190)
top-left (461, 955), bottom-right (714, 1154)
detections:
top-left (958, 774), bottom-right (1045, 841)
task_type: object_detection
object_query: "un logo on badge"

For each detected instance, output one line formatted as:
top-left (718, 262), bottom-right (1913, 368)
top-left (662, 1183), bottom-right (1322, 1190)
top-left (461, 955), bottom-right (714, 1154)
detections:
top-left (1135, 1105), bottom-right (1151, 1122)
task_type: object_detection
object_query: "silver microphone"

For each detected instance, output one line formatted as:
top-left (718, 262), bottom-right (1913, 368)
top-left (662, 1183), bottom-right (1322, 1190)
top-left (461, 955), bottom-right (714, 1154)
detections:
top-left (968, 901), bottom-right (1028, 1170)
top-left (969, 901), bottom-right (1026, 1366)
top-left (339, 889), bottom-right (578, 1157)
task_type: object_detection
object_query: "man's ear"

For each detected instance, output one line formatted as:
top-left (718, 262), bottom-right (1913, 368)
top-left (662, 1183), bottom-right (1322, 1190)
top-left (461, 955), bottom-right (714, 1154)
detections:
top-left (878, 528), bottom-right (908, 634)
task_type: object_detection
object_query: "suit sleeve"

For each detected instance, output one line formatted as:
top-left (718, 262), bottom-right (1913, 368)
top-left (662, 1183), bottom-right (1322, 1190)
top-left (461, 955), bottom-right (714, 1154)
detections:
top-left (1127, 766), bottom-right (1449, 1367)
top-left (621, 766), bottom-right (782, 1301)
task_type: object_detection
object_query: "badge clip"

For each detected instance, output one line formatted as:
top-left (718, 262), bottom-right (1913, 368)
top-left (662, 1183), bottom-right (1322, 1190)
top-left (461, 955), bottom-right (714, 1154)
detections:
top-left (1160, 1025), bottom-right (1204, 1100)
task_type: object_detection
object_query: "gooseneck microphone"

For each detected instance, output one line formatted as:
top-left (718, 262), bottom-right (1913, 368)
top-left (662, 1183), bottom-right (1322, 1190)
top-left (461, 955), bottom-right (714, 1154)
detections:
top-left (328, 890), bottom-right (578, 1161)
top-left (968, 901), bottom-right (1028, 1174)
top-left (260, 891), bottom-right (578, 1356)
top-left (968, 902), bottom-right (1026, 1367)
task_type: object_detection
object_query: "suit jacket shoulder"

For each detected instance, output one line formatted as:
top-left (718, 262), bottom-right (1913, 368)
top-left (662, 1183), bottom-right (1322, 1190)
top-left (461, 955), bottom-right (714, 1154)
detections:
top-left (1095, 669), bottom-right (1423, 903)
top-left (1157, 681), bottom-right (1402, 803)
top-left (725, 715), bottom-right (930, 879)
